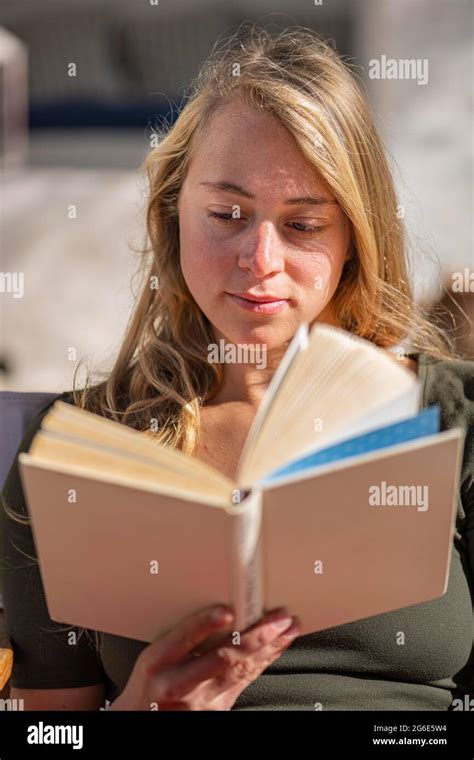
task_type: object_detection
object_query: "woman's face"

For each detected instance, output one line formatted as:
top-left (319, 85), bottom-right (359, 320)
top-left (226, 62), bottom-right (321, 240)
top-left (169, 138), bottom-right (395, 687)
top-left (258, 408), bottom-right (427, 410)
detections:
top-left (178, 98), bottom-right (352, 351)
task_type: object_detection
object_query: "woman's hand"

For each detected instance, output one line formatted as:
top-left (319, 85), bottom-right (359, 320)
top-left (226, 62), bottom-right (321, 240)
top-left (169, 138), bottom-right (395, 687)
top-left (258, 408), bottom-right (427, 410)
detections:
top-left (110, 605), bottom-right (300, 711)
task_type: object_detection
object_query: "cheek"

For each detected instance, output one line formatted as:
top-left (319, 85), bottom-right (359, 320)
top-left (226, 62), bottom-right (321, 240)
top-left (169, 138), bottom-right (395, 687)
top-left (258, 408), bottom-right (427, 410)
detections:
top-left (179, 217), bottom-right (230, 300)
top-left (290, 246), bottom-right (346, 301)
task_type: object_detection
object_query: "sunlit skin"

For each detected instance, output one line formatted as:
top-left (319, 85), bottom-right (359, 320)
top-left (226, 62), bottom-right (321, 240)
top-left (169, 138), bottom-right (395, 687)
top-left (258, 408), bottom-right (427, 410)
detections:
top-left (178, 98), bottom-right (356, 410)
top-left (177, 97), bottom-right (415, 483)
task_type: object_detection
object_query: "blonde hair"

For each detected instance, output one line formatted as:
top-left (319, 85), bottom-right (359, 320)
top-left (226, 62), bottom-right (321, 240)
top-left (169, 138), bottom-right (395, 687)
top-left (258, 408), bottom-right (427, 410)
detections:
top-left (70, 22), bottom-right (457, 449)
top-left (2, 23), bottom-right (460, 656)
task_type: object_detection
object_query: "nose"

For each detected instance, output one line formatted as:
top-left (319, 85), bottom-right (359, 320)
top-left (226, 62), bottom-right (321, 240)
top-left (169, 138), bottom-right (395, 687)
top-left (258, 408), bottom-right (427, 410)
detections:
top-left (237, 221), bottom-right (285, 277)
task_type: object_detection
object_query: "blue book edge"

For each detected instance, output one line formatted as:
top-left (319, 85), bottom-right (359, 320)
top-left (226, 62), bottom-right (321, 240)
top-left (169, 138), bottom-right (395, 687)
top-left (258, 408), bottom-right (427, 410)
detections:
top-left (260, 404), bottom-right (441, 485)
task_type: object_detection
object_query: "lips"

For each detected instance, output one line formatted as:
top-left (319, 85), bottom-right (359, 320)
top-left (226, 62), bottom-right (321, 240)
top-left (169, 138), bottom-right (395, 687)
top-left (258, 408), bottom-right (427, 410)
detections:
top-left (225, 292), bottom-right (289, 314)
top-left (228, 292), bottom-right (288, 303)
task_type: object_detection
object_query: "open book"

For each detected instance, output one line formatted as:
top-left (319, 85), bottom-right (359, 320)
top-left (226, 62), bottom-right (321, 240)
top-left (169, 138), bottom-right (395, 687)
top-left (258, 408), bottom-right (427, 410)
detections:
top-left (18, 323), bottom-right (464, 643)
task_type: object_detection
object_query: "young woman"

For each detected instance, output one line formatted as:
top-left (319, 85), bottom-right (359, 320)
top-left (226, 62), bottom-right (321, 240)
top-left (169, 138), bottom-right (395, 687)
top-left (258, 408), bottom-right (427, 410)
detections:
top-left (2, 25), bottom-right (473, 711)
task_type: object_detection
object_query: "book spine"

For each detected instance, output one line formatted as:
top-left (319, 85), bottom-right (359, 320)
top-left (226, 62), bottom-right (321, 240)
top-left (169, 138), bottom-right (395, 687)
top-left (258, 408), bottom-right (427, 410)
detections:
top-left (229, 489), bottom-right (264, 632)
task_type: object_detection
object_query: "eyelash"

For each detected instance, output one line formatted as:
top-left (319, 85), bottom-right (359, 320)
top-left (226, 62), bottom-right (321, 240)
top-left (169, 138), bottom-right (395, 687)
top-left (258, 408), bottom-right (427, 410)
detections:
top-left (206, 210), bottom-right (324, 234)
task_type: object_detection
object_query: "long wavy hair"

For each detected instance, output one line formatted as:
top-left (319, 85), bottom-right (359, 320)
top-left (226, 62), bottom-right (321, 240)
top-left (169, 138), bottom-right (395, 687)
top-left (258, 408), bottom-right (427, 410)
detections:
top-left (2, 23), bottom-right (460, 659)
top-left (69, 23), bottom-right (457, 449)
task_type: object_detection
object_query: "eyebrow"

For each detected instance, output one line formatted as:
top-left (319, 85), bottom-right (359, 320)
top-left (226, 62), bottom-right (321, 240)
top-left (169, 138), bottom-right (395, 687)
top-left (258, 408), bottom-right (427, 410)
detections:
top-left (198, 181), bottom-right (337, 206)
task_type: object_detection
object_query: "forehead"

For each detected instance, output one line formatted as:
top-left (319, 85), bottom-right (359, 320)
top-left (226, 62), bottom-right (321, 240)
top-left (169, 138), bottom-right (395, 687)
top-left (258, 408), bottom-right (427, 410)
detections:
top-left (185, 98), bottom-right (328, 197)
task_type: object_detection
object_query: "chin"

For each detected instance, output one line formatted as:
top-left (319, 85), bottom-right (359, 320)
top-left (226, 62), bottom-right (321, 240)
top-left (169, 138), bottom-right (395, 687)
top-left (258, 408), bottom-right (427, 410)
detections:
top-left (212, 319), bottom-right (301, 351)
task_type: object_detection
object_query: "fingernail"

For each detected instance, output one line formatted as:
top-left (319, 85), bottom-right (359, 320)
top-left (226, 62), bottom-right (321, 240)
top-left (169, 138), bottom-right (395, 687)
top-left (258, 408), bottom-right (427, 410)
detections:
top-left (211, 606), bottom-right (234, 623)
top-left (271, 616), bottom-right (293, 633)
top-left (281, 624), bottom-right (300, 639)
top-left (280, 617), bottom-right (301, 639)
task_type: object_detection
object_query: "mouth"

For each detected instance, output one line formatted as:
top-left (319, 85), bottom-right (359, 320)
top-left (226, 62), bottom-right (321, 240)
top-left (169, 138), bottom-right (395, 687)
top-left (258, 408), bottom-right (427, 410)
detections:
top-left (225, 292), bottom-right (289, 314)
top-left (229, 292), bottom-right (288, 303)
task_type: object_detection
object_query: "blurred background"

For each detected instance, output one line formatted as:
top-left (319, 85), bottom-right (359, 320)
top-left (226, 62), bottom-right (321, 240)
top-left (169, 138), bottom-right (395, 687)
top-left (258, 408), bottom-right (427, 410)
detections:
top-left (0, 0), bottom-right (473, 392)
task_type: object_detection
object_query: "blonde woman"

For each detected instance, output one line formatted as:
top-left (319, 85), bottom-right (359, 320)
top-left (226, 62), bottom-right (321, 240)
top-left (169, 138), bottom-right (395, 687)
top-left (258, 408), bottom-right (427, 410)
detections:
top-left (2, 25), bottom-right (473, 711)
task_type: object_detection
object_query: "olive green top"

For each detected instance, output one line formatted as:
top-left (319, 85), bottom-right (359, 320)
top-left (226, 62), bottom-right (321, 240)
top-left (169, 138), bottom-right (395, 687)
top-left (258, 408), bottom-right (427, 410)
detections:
top-left (1, 352), bottom-right (473, 710)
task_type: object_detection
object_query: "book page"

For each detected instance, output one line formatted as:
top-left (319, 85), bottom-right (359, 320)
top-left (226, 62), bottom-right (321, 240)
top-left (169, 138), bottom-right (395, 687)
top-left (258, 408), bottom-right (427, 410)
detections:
top-left (260, 405), bottom-right (440, 485)
top-left (29, 431), bottom-right (233, 504)
top-left (237, 323), bottom-right (420, 487)
top-left (237, 322), bottom-right (309, 474)
top-left (43, 400), bottom-right (231, 490)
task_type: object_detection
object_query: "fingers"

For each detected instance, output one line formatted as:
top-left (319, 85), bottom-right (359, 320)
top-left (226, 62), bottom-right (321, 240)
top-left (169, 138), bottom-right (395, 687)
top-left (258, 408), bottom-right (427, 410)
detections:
top-left (141, 605), bottom-right (235, 676)
top-left (158, 609), bottom-right (300, 701)
top-left (209, 610), bottom-right (301, 693)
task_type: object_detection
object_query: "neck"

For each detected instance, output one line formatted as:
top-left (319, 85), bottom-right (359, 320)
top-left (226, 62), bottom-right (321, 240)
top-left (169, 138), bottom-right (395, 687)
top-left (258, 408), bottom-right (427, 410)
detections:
top-left (204, 338), bottom-right (289, 408)
top-left (205, 311), bottom-right (341, 408)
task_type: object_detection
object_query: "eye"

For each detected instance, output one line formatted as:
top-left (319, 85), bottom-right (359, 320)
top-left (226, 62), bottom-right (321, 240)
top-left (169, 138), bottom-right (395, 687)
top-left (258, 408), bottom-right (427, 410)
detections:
top-left (207, 210), bottom-right (239, 223)
top-left (287, 221), bottom-right (325, 234)
top-left (207, 210), bottom-right (325, 234)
